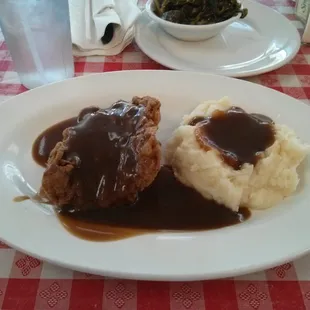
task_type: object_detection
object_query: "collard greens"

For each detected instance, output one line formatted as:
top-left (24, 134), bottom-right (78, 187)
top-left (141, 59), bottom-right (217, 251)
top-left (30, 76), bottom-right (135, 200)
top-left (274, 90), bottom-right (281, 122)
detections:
top-left (154, 0), bottom-right (248, 25)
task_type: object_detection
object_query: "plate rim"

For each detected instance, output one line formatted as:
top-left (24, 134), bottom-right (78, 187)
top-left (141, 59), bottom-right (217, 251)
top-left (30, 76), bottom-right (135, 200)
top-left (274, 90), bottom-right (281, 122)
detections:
top-left (0, 233), bottom-right (308, 281)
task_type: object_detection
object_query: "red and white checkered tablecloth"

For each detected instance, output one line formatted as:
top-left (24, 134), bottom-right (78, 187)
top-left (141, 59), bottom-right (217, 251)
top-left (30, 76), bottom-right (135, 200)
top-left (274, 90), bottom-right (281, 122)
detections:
top-left (1, 0), bottom-right (310, 309)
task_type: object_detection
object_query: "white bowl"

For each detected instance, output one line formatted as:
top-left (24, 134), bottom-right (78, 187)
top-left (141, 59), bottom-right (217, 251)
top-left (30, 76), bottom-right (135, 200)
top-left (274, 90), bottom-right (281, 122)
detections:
top-left (145, 0), bottom-right (242, 42)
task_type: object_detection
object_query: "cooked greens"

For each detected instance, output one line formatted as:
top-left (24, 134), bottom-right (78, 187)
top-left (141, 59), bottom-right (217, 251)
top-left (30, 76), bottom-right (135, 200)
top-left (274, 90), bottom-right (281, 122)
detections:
top-left (153, 0), bottom-right (248, 25)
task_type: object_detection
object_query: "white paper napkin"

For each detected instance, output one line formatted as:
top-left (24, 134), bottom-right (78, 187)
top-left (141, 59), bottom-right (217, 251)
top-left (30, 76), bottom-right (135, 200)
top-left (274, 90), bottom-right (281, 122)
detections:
top-left (69, 0), bottom-right (141, 56)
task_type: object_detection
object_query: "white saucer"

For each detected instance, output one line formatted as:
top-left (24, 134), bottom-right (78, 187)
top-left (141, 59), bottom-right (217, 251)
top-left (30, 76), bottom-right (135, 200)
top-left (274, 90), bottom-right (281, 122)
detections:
top-left (135, 0), bottom-right (300, 77)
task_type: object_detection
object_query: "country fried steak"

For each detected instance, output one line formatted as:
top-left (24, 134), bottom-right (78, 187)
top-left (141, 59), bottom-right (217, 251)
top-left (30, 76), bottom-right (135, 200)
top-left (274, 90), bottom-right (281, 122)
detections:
top-left (40, 96), bottom-right (161, 211)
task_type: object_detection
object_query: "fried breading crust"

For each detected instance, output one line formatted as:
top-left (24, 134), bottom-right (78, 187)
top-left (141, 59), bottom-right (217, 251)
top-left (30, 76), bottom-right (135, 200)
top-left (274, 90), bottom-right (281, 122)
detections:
top-left (40, 96), bottom-right (161, 211)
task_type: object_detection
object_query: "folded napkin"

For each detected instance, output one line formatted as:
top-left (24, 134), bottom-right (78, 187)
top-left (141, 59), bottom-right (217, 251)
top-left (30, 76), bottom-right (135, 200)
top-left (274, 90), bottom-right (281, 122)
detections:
top-left (69, 0), bottom-right (141, 56)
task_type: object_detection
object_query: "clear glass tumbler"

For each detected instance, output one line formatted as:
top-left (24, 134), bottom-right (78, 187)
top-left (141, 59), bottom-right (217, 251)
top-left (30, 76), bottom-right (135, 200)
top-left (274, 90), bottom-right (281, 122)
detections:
top-left (0, 0), bottom-right (74, 89)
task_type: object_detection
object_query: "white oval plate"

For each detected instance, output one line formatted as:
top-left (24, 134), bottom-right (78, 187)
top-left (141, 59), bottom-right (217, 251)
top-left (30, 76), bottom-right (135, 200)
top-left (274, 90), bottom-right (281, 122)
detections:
top-left (135, 0), bottom-right (300, 77)
top-left (0, 71), bottom-right (310, 281)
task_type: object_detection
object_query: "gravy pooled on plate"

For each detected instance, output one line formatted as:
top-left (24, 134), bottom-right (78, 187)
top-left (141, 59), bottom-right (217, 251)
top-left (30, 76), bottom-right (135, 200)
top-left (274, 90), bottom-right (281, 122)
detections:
top-left (55, 167), bottom-right (250, 241)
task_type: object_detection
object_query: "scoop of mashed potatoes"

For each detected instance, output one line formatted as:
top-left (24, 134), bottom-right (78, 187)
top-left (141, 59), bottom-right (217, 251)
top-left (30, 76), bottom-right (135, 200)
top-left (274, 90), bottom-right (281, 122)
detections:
top-left (165, 97), bottom-right (309, 211)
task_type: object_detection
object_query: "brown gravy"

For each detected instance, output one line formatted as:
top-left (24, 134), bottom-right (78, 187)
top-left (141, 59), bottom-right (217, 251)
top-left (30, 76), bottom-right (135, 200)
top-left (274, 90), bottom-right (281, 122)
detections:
top-left (191, 107), bottom-right (275, 170)
top-left (31, 111), bottom-right (251, 241)
top-left (13, 195), bottom-right (30, 202)
top-left (32, 117), bottom-right (77, 167)
top-left (60, 101), bottom-right (147, 210)
top-left (58, 166), bottom-right (250, 241)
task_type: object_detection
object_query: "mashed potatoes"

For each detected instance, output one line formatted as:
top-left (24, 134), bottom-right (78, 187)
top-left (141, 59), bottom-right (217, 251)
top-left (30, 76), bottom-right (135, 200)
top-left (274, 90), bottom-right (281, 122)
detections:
top-left (165, 97), bottom-right (309, 211)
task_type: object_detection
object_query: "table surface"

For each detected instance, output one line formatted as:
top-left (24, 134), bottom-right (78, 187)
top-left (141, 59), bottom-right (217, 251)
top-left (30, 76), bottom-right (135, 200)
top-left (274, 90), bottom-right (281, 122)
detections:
top-left (1, 0), bottom-right (310, 309)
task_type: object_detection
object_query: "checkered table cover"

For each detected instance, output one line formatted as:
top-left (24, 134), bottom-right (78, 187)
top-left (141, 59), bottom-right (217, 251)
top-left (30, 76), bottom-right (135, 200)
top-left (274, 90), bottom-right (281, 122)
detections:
top-left (0, 0), bottom-right (310, 309)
